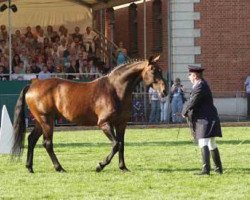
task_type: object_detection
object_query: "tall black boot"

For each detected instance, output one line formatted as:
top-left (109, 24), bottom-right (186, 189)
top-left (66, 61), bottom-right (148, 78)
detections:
top-left (196, 146), bottom-right (210, 175)
top-left (211, 148), bottom-right (223, 174)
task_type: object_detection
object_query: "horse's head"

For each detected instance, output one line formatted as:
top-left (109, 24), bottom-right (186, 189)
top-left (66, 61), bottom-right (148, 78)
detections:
top-left (142, 55), bottom-right (168, 97)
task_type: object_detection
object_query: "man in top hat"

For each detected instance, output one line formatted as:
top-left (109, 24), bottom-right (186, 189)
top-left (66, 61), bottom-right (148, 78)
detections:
top-left (182, 65), bottom-right (223, 175)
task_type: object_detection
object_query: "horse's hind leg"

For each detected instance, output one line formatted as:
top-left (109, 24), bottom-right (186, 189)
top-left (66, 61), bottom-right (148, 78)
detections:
top-left (96, 122), bottom-right (119, 172)
top-left (26, 123), bottom-right (42, 173)
top-left (39, 115), bottom-right (66, 172)
top-left (115, 124), bottom-right (129, 172)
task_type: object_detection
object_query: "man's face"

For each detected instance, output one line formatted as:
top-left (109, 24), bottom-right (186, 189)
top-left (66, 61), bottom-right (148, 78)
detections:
top-left (188, 72), bottom-right (196, 85)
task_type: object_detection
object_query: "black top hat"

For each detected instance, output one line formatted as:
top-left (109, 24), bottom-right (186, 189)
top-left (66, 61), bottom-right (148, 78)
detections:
top-left (188, 65), bottom-right (204, 73)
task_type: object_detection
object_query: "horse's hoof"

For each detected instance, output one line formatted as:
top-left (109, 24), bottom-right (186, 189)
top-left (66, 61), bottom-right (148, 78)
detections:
top-left (120, 167), bottom-right (130, 172)
top-left (28, 168), bottom-right (34, 173)
top-left (56, 166), bottom-right (66, 173)
top-left (26, 165), bottom-right (34, 173)
top-left (96, 163), bottom-right (104, 172)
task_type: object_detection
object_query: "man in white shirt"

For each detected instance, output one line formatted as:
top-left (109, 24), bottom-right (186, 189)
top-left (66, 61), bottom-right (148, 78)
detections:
top-left (148, 87), bottom-right (160, 123)
top-left (83, 26), bottom-right (97, 53)
top-left (244, 76), bottom-right (250, 117)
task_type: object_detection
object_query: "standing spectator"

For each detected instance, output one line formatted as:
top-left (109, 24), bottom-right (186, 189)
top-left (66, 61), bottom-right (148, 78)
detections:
top-left (245, 76), bottom-right (250, 118)
top-left (182, 65), bottom-right (223, 175)
top-left (171, 78), bottom-right (185, 123)
top-left (83, 26), bottom-right (98, 53)
top-left (160, 95), bottom-right (169, 123)
top-left (148, 87), bottom-right (160, 123)
top-left (116, 41), bottom-right (127, 65)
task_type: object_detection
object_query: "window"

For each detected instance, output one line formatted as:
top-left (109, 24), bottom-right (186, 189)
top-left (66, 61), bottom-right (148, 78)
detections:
top-left (153, 0), bottom-right (162, 52)
top-left (129, 3), bottom-right (138, 57)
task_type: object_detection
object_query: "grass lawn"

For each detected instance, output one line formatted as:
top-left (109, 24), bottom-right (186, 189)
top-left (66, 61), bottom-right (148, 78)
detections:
top-left (0, 126), bottom-right (249, 200)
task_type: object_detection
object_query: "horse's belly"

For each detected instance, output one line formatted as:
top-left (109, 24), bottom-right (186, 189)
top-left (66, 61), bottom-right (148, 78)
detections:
top-left (62, 110), bottom-right (98, 126)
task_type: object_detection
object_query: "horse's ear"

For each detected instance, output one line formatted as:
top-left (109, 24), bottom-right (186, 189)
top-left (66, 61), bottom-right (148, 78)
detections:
top-left (148, 55), bottom-right (160, 64)
top-left (153, 55), bottom-right (160, 62)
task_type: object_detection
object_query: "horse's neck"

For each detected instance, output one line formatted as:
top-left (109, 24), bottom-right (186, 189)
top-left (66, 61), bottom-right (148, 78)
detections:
top-left (110, 62), bottom-right (145, 98)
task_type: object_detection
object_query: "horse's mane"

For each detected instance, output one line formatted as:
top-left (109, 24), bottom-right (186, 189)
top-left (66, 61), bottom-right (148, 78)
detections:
top-left (108, 59), bottom-right (147, 77)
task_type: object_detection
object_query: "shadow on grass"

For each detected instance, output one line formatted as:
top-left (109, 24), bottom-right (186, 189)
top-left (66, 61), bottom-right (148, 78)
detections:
top-left (34, 141), bottom-right (193, 149)
top-left (32, 140), bottom-right (250, 149)
top-left (139, 167), bottom-right (250, 174)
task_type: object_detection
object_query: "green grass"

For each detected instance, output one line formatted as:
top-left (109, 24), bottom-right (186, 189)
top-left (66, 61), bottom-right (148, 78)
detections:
top-left (0, 127), bottom-right (249, 200)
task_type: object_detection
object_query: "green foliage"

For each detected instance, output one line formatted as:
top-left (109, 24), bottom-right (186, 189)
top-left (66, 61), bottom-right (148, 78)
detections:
top-left (0, 127), bottom-right (249, 199)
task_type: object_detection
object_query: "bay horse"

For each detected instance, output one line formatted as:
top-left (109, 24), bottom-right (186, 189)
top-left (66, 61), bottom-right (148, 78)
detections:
top-left (12, 55), bottom-right (167, 173)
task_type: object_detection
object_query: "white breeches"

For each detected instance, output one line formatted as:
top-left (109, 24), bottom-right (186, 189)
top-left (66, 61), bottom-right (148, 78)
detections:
top-left (198, 137), bottom-right (217, 150)
top-left (84, 41), bottom-right (95, 53)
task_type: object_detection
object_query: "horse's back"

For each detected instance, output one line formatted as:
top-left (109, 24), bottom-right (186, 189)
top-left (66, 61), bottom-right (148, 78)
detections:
top-left (25, 78), bottom-right (119, 125)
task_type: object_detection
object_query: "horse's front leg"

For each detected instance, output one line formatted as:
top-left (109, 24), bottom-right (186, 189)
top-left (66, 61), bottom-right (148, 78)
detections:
top-left (116, 123), bottom-right (129, 172)
top-left (96, 122), bottom-right (119, 172)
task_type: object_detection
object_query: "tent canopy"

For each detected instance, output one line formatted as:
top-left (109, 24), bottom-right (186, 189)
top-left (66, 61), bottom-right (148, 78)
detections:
top-left (0, 0), bottom-right (93, 32)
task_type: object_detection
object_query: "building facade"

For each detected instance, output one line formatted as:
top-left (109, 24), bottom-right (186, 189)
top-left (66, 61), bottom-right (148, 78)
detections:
top-left (94, 0), bottom-right (250, 95)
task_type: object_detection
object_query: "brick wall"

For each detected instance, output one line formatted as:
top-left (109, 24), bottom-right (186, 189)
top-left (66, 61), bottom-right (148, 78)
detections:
top-left (195, 0), bottom-right (250, 92)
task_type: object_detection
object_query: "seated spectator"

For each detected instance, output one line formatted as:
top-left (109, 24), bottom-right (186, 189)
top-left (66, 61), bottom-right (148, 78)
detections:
top-left (58, 25), bottom-right (68, 40)
top-left (37, 29), bottom-right (45, 44)
top-left (11, 66), bottom-right (24, 80)
top-left (34, 25), bottom-right (42, 38)
top-left (116, 41), bottom-right (127, 65)
top-left (51, 31), bottom-right (60, 43)
top-left (58, 38), bottom-right (67, 54)
top-left (19, 48), bottom-right (29, 69)
top-left (0, 54), bottom-right (8, 69)
top-left (53, 64), bottom-right (65, 79)
top-left (0, 25), bottom-right (8, 41)
top-left (99, 61), bottom-right (111, 75)
top-left (46, 59), bottom-right (55, 73)
top-left (18, 61), bottom-right (26, 74)
top-left (24, 26), bottom-right (33, 38)
top-left (30, 60), bottom-right (41, 74)
top-left (38, 65), bottom-right (51, 80)
top-left (71, 26), bottom-right (83, 42)
top-left (66, 59), bottom-right (79, 80)
top-left (45, 25), bottom-right (54, 41)
top-left (23, 66), bottom-right (36, 80)
top-left (12, 54), bottom-right (21, 67)
top-left (0, 65), bottom-right (8, 81)
top-left (83, 26), bottom-right (98, 53)
top-left (0, 39), bottom-right (8, 54)
top-left (13, 29), bottom-right (23, 43)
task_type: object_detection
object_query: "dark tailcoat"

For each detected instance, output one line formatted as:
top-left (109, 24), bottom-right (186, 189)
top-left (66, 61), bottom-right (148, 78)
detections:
top-left (182, 79), bottom-right (222, 139)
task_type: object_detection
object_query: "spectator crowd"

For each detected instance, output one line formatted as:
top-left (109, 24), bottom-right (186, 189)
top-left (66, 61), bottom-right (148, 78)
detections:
top-left (0, 24), bottom-right (111, 81)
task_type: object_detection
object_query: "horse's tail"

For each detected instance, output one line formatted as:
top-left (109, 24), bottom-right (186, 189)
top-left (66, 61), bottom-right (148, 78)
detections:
top-left (12, 85), bottom-right (30, 156)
